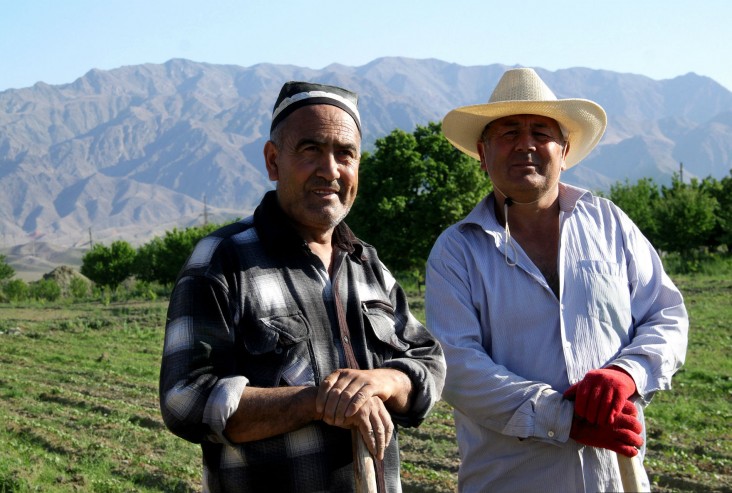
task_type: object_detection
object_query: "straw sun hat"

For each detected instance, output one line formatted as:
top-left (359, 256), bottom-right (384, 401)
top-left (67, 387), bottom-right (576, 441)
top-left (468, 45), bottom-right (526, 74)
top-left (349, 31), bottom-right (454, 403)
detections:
top-left (442, 68), bottom-right (607, 169)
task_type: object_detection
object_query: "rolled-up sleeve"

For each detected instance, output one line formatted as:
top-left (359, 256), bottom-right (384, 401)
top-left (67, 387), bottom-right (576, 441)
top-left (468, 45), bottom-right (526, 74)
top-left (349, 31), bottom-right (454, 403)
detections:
top-left (160, 274), bottom-right (238, 444)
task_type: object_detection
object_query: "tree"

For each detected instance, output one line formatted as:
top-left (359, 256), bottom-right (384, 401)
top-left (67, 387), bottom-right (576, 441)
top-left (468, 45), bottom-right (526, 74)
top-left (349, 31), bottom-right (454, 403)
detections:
top-left (133, 223), bottom-right (221, 285)
top-left (349, 122), bottom-right (491, 279)
top-left (701, 172), bottom-right (732, 249)
top-left (653, 176), bottom-right (718, 256)
top-left (81, 240), bottom-right (137, 289)
top-left (608, 178), bottom-right (660, 244)
top-left (0, 254), bottom-right (14, 282)
top-left (133, 237), bottom-right (166, 284)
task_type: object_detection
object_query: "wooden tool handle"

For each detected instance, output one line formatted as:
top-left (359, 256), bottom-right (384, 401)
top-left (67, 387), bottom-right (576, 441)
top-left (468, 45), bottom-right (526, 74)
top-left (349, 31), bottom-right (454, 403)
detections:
top-left (617, 453), bottom-right (649, 492)
top-left (352, 429), bottom-right (378, 493)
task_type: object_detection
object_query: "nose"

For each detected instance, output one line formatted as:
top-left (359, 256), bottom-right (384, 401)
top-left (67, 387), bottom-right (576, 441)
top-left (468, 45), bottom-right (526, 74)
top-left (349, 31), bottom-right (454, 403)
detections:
top-left (515, 129), bottom-right (537, 152)
top-left (317, 151), bottom-right (340, 181)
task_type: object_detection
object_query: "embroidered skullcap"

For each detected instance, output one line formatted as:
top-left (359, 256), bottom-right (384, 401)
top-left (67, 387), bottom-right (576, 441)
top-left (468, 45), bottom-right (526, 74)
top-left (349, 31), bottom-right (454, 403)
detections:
top-left (271, 81), bottom-right (361, 134)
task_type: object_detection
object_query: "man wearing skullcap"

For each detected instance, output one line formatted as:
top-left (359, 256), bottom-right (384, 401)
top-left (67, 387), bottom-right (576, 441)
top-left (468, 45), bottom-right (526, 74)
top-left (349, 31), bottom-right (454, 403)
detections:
top-left (160, 81), bottom-right (445, 492)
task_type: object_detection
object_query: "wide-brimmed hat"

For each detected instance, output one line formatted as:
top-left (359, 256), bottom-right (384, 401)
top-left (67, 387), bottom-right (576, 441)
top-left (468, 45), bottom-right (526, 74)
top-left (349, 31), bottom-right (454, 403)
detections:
top-left (442, 68), bottom-right (607, 168)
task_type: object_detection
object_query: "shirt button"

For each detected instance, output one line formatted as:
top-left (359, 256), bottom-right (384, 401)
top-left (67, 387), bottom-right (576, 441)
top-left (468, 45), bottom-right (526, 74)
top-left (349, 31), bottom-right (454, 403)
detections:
top-left (548, 431), bottom-right (555, 438)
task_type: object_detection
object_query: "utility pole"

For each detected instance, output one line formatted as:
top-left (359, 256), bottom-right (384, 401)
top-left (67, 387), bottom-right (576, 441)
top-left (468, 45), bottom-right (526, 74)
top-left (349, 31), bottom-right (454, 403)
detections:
top-left (203, 194), bottom-right (209, 226)
top-left (89, 227), bottom-right (94, 249)
top-left (679, 162), bottom-right (684, 183)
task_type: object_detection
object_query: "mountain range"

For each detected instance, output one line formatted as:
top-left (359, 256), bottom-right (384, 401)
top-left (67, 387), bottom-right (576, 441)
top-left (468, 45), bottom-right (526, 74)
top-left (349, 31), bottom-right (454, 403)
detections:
top-left (1, 57), bottom-right (732, 278)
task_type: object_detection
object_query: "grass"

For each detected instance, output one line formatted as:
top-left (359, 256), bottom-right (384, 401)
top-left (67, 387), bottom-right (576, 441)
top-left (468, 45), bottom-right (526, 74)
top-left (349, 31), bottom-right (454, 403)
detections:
top-left (0, 302), bottom-right (199, 492)
top-left (641, 275), bottom-right (732, 492)
top-left (0, 273), bottom-right (730, 492)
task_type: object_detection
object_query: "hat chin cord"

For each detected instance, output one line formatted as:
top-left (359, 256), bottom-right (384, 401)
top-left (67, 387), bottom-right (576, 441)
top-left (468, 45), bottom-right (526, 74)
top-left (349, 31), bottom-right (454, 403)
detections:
top-left (491, 177), bottom-right (559, 268)
top-left (493, 184), bottom-right (525, 267)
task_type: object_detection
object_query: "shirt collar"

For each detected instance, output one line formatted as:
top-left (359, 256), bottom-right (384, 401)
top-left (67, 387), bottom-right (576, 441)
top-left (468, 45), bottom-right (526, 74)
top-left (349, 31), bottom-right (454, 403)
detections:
top-left (558, 182), bottom-right (592, 212)
top-left (459, 182), bottom-right (593, 233)
top-left (253, 190), bottom-right (363, 259)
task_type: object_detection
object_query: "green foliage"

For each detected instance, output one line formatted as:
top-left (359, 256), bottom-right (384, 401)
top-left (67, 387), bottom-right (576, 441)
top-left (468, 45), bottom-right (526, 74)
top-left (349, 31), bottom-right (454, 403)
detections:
top-left (608, 177), bottom-right (660, 242)
top-left (132, 236), bottom-right (165, 284)
top-left (81, 240), bottom-right (137, 289)
top-left (0, 254), bottom-right (14, 282)
top-left (349, 122), bottom-right (491, 279)
top-left (129, 280), bottom-right (160, 301)
top-left (69, 276), bottom-right (91, 300)
top-left (2, 279), bottom-right (28, 302)
top-left (133, 223), bottom-right (222, 285)
top-left (608, 173), bottom-right (731, 266)
top-left (653, 176), bottom-right (718, 256)
top-left (29, 279), bottom-right (61, 302)
top-left (701, 172), bottom-right (732, 248)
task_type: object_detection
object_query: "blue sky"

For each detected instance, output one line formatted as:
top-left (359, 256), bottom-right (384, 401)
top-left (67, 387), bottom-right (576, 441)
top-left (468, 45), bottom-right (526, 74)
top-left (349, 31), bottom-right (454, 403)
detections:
top-left (2, 0), bottom-right (731, 92)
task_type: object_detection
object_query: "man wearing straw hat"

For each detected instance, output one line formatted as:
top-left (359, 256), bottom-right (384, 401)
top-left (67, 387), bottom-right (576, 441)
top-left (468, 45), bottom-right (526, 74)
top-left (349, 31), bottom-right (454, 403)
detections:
top-left (425, 68), bottom-right (688, 492)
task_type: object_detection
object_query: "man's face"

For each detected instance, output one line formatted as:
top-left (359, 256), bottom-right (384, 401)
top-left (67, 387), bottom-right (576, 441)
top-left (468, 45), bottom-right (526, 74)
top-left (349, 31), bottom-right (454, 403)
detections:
top-left (264, 104), bottom-right (361, 240)
top-left (477, 114), bottom-right (568, 202)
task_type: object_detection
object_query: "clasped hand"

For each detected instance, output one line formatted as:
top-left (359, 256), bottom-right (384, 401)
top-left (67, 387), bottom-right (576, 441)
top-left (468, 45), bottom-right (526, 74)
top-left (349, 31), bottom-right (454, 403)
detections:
top-left (564, 366), bottom-right (636, 425)
top-left (569, 400), bottom-right (643, 457)
top-left (564, 366), bottom-right (643, 456)
top-left (315, 368), bottom-right (396, 461)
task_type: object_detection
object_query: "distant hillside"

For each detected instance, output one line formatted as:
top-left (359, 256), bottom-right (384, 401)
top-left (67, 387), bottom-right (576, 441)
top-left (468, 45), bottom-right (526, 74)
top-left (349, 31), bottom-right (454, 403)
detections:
top-left (1, 57), bottom-right (732, 278)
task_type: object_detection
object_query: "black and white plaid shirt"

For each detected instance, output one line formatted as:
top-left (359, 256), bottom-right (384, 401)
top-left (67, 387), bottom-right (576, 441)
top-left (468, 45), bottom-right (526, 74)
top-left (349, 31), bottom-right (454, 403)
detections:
top-left (160, 191), bottom-right (446, 492)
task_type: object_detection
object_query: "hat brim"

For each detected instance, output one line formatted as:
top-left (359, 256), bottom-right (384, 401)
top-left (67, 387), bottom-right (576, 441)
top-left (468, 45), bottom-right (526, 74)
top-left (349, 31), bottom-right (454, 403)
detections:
top-left (442, 99), bottom-right (607, 169)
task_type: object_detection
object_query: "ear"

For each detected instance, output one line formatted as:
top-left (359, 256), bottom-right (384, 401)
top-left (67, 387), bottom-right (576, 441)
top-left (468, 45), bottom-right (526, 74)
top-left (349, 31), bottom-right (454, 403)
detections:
top-left (263, 141), bottom-right (279, 181)
top-left (476, 140), bottom-right (489, 173)
top-left (560, 140), bottom-right (571, 171)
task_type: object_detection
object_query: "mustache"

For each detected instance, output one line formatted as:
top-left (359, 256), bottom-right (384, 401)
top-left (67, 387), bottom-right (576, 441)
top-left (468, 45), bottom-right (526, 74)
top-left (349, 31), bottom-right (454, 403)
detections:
top-left (309, 178), bottom-right (341, 192)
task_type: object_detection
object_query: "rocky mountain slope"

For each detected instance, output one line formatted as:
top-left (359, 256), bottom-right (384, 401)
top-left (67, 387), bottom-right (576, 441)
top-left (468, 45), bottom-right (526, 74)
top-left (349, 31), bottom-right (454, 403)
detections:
top-left (1, 57), bottom-right (731, 278)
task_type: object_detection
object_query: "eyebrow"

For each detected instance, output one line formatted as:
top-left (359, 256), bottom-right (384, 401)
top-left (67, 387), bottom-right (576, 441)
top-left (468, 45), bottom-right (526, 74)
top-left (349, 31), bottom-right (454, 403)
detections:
top-left (295, 138), bottom-right (324, 149)
top-left (295, 138), bottom-right (360, 153)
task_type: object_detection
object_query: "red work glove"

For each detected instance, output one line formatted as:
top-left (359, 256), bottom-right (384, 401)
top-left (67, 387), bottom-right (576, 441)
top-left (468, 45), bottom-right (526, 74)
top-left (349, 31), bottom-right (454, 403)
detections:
top-left (564, 366), bottom-right (636, 426)
top-left (569, 400), bottom-right (643, 457)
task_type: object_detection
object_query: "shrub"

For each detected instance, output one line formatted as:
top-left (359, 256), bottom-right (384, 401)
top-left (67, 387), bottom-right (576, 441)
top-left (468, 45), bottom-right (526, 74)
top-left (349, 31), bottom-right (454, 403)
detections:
top-left (29, 279), bottom-right (62, 302)
top-left (69, 276), bottom-right (91, 300)
top-left (3, 279), bottom-right (29, 302)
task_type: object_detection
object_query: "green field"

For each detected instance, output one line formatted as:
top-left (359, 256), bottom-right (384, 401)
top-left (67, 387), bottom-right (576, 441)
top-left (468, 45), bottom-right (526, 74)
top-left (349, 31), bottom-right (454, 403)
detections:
top-left (0, 274), bottom-right (730, 492)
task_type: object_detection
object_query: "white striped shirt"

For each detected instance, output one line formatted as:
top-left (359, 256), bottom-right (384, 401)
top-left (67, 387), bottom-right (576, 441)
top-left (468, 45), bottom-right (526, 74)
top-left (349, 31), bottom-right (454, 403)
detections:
top-left (425, 183), bottom-right (688, 493)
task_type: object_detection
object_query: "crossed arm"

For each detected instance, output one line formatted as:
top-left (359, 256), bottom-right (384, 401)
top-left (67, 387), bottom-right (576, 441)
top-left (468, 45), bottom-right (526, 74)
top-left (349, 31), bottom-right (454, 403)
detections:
top-left (223, 368), bottom-right (413, 460)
